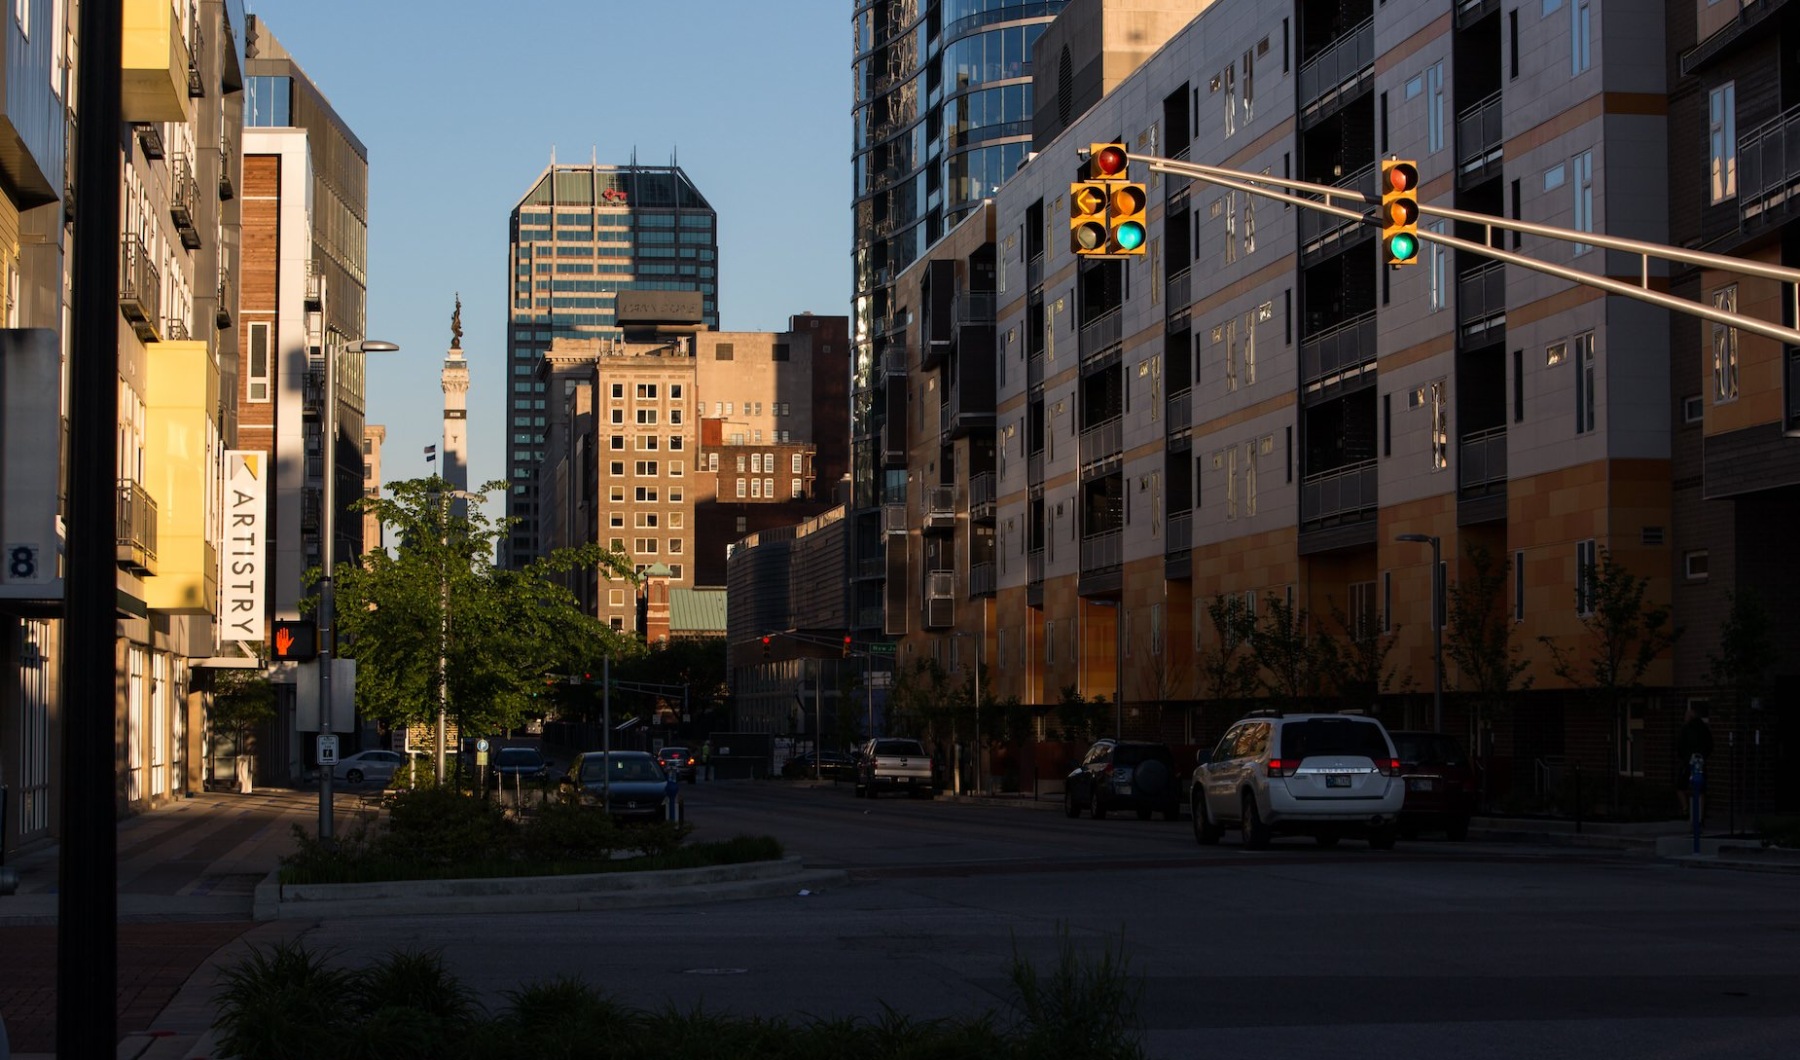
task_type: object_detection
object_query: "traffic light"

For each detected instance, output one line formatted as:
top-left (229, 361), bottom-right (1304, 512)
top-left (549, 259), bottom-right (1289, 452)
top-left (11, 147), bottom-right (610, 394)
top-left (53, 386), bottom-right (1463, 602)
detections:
top-left (270, 620), bottom-right (317, 662)
top-left (842, 635), bottom-right (853, 660)
top-left (761, 635), bottom-right (772, 661)
top-left (1082, 142), bottom-right (1128, 182)
top-left (1069, 180), bottom-right (1108, 256)
top-left (1107, 181), bottom-right (1147, 255)
top-left (1380, 159), bottom-right (1421, 266)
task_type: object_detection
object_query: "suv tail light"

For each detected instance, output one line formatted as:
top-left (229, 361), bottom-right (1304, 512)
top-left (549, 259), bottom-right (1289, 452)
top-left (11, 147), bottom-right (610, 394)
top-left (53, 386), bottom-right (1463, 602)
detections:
top-left (1375, 758), bottom-right (1401, 777)
top-left (1265, 758), bottom-right (1300, 778)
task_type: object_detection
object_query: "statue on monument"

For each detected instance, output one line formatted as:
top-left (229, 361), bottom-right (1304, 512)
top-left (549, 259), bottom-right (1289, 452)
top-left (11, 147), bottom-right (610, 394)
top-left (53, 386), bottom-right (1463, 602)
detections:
top-left (451, 293), bottom-right (463, 349)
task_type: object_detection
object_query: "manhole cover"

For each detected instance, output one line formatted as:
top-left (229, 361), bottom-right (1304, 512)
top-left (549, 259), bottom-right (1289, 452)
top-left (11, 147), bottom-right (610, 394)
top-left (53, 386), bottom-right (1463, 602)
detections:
top-left (684, 968), bottom-right (749, 976)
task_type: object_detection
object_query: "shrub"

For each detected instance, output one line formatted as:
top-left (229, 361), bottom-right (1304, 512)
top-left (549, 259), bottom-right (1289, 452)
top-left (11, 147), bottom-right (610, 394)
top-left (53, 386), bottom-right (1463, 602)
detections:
top-left (379, 784), bottom-right (516, 866)
top-left (1757, 814), bottom-right (1800, 849)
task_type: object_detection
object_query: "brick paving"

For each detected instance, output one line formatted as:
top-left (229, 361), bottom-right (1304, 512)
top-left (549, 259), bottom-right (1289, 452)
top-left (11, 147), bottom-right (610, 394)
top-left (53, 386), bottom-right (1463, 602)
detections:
top-left (0, 921), bottom-right (252, 1054)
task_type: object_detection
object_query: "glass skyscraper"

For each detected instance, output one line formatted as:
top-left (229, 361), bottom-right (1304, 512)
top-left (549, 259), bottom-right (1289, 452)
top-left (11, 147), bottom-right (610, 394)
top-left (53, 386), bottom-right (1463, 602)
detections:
top-left (850, 0), bottom-right (1065, 509)
top-left (503, 162), bottom-right (718, 566)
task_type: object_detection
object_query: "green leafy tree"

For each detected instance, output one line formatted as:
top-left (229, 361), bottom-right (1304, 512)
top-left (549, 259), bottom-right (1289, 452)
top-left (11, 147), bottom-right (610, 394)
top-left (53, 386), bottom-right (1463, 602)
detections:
top-left (1539, 547), bottom-right (1682, 808)
top-left (328, 478), bottom-right (636, 740)
top-left (1052, 685), bottom-right (1109, 743)
top-left (1320, 599), bottom-right (1412, 714)
top-left (1706, 590), bottom-right (1776, 707)
top-left (1197, 595), bottom-right (1259, 706)
top-left (1245, 596), bottom-right (1334, 707)
top-left (208, 665), bottom-right (275, 784)
top-left (1444, 545), bottom-right (1531, 767)
top-left (612, 636), bottom-right (730, 730)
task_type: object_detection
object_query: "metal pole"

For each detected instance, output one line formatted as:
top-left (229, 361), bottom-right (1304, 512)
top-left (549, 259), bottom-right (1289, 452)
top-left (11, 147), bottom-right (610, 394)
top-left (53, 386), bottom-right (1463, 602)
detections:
top-left (975, 639), bottom-right (982, 795)
top-left (62, 1), bottom-right (123, 1051)
top-left (814, 659), bottom-right (823, 781)
top-left (318, 344), bottom-right (338, 841)
top-left (436, 491), bottom-right (448, 782)
top-left (1432, 536), bottom-right (1444, 734)
top-left (602, 654), bottom-right (611, 811)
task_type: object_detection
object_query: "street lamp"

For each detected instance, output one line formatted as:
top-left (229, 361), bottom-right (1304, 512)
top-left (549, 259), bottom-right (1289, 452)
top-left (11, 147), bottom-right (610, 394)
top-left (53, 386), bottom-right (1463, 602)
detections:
top-left (318, 337), bottom-right (399, 842)
top-left (1396, 533), bottom-right (1443, 733)
top-left (953, 630), bottom-right (984, 796)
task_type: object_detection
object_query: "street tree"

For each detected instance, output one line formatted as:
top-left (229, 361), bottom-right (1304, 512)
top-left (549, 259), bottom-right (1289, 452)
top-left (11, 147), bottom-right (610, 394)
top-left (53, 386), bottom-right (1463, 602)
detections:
top-left (1539, 547), bottom-right (1681, 806)
top-left (1196, 594), bottom-right (1259, 709)
top-left (1444, 544), bottom-right (1532, 766)
top-left (1245, 595), bottom-right (1334, 708)
top-left (328, 477), bottom-right (636, 740)
top-left (1320, 599), bottom-right (1412, 715)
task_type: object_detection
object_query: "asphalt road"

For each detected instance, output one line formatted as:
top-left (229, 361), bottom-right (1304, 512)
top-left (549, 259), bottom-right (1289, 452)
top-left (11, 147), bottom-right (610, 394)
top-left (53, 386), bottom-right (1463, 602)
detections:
top-left (278, 779), bottom-right (1800, 1059)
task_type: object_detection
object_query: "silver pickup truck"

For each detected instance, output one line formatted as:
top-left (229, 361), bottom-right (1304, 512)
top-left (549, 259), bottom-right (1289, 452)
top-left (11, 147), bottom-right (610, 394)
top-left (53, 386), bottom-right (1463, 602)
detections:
top-left (854, 737), bottom-right (935, 799)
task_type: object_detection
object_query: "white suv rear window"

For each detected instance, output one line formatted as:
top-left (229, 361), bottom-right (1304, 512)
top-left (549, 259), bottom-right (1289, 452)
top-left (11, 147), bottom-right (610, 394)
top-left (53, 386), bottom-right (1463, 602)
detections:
top-left (1279, 719), bottom-right (1389, 759)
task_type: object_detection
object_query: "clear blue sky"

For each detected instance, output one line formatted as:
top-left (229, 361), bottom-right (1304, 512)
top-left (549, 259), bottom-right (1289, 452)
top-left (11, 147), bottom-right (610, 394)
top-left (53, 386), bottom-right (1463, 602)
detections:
top-left (245, 0), bottom-right (851, 509)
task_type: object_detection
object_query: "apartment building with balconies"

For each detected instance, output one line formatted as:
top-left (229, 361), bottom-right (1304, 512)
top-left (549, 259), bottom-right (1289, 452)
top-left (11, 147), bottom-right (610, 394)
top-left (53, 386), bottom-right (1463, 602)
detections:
top-left (886, 0), bottom-right (1690, 807)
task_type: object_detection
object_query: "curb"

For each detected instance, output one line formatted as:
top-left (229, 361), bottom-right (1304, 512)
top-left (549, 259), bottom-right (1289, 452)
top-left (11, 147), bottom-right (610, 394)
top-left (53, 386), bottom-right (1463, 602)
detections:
top-left (254, 856), bottom-right (848, 920)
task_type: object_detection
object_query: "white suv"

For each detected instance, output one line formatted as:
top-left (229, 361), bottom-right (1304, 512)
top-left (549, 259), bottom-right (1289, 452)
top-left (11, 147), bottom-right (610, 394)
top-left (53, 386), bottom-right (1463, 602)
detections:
top-left (1191, 711), bottom-right (1404, 849)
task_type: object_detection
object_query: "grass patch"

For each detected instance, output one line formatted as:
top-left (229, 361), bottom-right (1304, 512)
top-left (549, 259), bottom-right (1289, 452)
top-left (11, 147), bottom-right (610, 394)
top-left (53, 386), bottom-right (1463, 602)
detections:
top-left (213, 927), bottom-right (1145, 1060)
top-left (279, 785), bottom-right (781, 886)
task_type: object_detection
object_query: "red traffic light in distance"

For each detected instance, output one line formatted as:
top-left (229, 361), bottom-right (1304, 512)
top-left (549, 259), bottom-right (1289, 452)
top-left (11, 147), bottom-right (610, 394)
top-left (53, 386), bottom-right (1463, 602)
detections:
top-left (761, 635), bottom-right (772, 660)
top-left (842, 635), bottom-right (853, 659)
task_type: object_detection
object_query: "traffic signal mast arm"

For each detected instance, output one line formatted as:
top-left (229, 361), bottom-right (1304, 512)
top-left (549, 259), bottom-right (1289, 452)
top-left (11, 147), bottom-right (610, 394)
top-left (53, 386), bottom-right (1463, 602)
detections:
top-left (1139, 154), bottom-right (1800, 347)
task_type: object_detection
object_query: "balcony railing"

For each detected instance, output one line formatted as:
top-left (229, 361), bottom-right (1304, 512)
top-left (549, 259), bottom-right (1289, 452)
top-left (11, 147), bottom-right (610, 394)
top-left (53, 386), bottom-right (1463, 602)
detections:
top-left (1455, 91), bottom-right (1504, 181)
top-left (119, 235), bottom-right (162, 336)
top-left (1166, 267), bottom-right (1192, 314)
top-left (882, 346), bottom-right (908, 378)
top-left (1079, 307), bottom-right (1122, 359)
top-left (187, 21), bottom-right (204, 98)
top-left (1080, 530), bottom-right (1122, 572)
top-left (1166, 388), bottom-right (1192, 431)
top-left (857, 604), bottom-right (885, 630)
top-left (1027, 547), bottom-right (1045, 583)
top-left (116, 479), bottom-right (158, 575)
top-left (216, 264), bottom-right (233, 329)
top-left (955, 291), bottom-right (995, 325)
top-left (926, 570), bottom-right (955, 600)
top-left (1457, 262), bottom-right (1507, 341)
top-left (304, 261), bottom-right (322, 309)
top-left (1027, 352), bottom-right (1045, 388)
top-left (1027, 253), bottom-right (1044, 290)
top-left (1301, 459), bottom-right (1379, 524)
top-left (1458, 426), bottom-right (1508, 492)
top-left (1298, 164), bottom-right (1375, 252)
top-left (170, 153), bottom-right (201, 249)
top-left (969, 561), bottom-right (996, 597)
top-left (857, 554), bottom-right (886, 579)
top-left (1300, 311), bottom-right (1377, 385)
top-left (1298, 17), bottom-right (1374, 121)
top-left (969, 471), bottom-right (996, 520)
top-left (1166, 510), bottom-right (1193, 554)
top-left (302, 368), bottom-right (326, 419)
top-left (1740, 101), bottom-right (1800, 226)
top-left (217, 130), bottom-right (235, 199)
top-left (923, 484), bottom-right (957, 529)
top-left (1027, 449), bottom-right (1044, 483)
top-left (1078, 415), bottom-right (1123, 467)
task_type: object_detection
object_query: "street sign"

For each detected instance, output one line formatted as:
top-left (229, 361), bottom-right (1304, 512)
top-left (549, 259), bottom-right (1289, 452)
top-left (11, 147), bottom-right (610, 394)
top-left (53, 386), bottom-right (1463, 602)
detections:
top-left (476, 738), bottom-right (490, 753)
top-left (869, 642), bottom-right (896, 655)
top-left (316, 735), bottom-right (339, 765)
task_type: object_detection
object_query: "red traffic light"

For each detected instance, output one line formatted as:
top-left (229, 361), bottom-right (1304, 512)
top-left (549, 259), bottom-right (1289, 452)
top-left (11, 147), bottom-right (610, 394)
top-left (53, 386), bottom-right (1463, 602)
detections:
top-left (1090, 143), bottom-right (1127, 179)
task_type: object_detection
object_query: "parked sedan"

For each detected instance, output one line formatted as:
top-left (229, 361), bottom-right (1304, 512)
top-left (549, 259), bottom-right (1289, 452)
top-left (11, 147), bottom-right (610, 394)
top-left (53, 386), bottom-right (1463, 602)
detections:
top-left (331, 749), bottom-right (420, 786)
top-left (563, 751), bottom-right (677, 822)
top-left (1390, 730), bottom-right (1478, 841)
top-left (782, 750), bottom-right (857, 780)
top-left (489, 746), bottom-right (551, 787)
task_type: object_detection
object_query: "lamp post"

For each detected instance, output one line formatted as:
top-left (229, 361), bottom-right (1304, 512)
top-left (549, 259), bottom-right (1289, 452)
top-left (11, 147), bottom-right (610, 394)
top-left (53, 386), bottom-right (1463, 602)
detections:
top-left (1397, 533), bottom-right (1443, 733)
top-left (318, 338), bottom-right (399, 842)
top-left (434, 486), bottom-right (480, 783)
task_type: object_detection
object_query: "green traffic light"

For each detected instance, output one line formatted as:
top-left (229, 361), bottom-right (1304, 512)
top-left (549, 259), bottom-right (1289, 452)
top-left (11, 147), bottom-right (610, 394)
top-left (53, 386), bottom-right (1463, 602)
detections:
top-left (1388, 232), bottom-right (1418, 262)
top-left (1115, 222), bottom-right (1146, 251)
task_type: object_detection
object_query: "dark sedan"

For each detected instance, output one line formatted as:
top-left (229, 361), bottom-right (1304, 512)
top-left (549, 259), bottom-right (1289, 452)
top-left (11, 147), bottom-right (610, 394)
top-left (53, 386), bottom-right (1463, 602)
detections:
top-left (489, 746), bottom-right (550, 787)
top-left (1390, 730), bottom-right (1478, 840)
top-left (563, 751), bottom-right (677, 822)
top-left (657, 746), bottom-right (698, 783)
top-left (783, 749), bottom-right (857, 780)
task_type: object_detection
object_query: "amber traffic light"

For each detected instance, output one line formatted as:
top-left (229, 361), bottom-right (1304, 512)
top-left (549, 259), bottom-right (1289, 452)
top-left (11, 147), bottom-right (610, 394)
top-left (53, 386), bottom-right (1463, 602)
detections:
top-left (1069, 181), bottom-right (1108, 256)
top-left (1380, 159), bottom-right (1421, 266)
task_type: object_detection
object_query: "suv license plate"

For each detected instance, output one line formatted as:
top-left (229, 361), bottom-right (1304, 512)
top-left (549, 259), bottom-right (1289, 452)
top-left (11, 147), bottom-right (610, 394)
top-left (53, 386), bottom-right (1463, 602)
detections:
top-left (1326, 776), bottom-right (1351, 788)
top-left (1407, 777), bottom-right (1435, 792)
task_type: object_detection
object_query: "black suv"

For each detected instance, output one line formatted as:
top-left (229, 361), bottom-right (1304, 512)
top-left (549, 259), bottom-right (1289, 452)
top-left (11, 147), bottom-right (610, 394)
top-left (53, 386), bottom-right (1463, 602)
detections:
top-left (1064, 740), bottom-right (1183, 821)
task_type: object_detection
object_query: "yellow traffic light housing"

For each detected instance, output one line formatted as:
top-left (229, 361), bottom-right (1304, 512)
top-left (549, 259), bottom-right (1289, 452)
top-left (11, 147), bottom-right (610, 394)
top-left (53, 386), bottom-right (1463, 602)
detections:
top-left (1070, 181), bottom-right (1108, 256)
top-left (1107, 182), bottom-right (1148, 255)
top-left (1381, 159), bottom-right (1421, 266)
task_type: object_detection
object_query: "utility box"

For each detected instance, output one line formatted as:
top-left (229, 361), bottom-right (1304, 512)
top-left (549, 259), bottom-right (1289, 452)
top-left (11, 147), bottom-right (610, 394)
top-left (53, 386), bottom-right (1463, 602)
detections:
top-left (0, 329), bottom-right (64, 605)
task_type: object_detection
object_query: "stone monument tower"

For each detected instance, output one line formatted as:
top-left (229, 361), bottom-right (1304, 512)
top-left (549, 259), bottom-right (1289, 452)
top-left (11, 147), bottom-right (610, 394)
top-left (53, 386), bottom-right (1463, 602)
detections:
top-left (442, 294), bottom-right (471, 508)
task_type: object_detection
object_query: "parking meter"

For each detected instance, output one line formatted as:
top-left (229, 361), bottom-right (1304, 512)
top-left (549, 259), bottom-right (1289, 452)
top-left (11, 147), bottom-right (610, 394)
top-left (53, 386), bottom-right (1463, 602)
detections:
top-left (664, 771), bottom-right (681, 822)
top-left (1689, 754), bottom-right (1705, 853)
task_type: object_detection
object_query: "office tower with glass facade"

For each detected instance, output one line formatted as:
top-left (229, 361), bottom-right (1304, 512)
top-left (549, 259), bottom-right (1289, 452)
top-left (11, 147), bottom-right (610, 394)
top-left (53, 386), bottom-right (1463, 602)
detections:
top-left (503, 162), bottom-right (719, 567)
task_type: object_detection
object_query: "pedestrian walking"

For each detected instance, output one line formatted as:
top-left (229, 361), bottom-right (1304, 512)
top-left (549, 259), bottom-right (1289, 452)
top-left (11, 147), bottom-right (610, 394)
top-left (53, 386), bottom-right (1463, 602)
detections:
top-left (699, 740), bottom-right (712, 782)
top-left (1675, 704), bottom-right (1713, 822)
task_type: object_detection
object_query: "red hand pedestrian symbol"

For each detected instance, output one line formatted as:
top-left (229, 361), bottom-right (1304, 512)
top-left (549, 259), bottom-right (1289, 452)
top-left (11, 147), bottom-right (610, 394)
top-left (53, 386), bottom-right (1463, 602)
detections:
top-left (274, 626), bottom-right (295, 657)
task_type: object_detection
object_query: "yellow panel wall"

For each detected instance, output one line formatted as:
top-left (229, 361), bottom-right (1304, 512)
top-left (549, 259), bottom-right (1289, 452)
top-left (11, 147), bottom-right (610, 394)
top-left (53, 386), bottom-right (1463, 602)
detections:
top-left (145, 340), bottom-right (219, 614)
top-left (123, 0), bottom-right (189, 123)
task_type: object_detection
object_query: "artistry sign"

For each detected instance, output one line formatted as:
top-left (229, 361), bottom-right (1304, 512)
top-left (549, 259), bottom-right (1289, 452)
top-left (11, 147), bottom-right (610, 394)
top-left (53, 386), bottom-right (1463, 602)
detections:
top-left (220, 450), bottom-right (266, 642)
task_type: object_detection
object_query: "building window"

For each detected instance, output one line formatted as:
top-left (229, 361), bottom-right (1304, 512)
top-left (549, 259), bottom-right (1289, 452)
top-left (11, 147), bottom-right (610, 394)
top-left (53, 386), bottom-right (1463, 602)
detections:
top-left (634, 460), bottom-right (658, 476)
top-left (1045, 620), bottom-right (1055, 664)
top-left (1426, 61), bottom-right (1445, 153)
top-left (1710, 83), bottom-right (1737, 203)
top-left (1713, 286), bottom-right (1739, 402)
top-left (1575, 332), bottom-right (1597, 434)
top-left (791, 453), bottom-right (803, 473)
top-left (610, 461), bottom-right (625, 477)
top-left (611, 408), bottom-right (624, 425)
top-left (670, 461), bottom-right (683, 477)
top-left (636, 408), bottom-right (658, 425)
top-left (1572, 0), bottom-right (1591, 75)
top-left (764, 477), bottom-right (774, 496)
top-left (1575, 538), bottom-right (1597, 615)
top-left (610, 383), bottom-right (624, 399)
top-left (609, 589), bottom-right (625, 607)
top-left (1430, 380), bottom-right (1448, 470)
top-left (634, 486), bottom-right (659, 502)
top-left (1572, 150), bottom-right (1594, 252)
top-left (1428, 221), bottom-right (1448, 311)
top-left (669, 512), bottom-right (684, 529)
top-left (246, 322), bottom-right (271, 402)
top-left (736, 478), bottom-right (747, 498)
top-left (792, 478), bottom-right (803, 497)
top-left (1546, 342), bottom-right (1566, 367)
top-left (610, 486), bottom-right (625, 502)
top-left (1684, 550), bottom-right (1709, 580)
top-left (636, 383), bottom-right (658, 399)
top-left (669, 435), bottom-right (684, 450)
top-left (1683, 395), bottom-right (1704, 424)
top-left (634, 538), bottom-right (659, 555)
top-left (634, 513), bottom-right (659, 528)
top-left (609, 512), bottom-right (624, 528)
top-left (610, 435), bottom-right (625, 450)
top-left (1513, 550), bottom-right (1526, 621)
